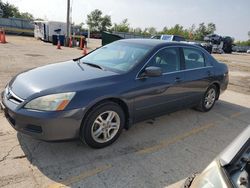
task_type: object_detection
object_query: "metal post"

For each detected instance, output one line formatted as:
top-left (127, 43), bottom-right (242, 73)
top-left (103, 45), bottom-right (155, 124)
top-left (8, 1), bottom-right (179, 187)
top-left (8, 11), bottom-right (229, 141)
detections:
top-left (88, 27), bottom-right (90, 43)
top-left (66, 0), bottom-right (70, 46)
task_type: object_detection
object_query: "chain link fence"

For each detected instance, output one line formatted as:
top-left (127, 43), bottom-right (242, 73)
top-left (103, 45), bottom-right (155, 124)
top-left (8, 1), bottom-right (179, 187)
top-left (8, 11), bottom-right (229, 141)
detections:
top-left (0, 17), bottom-right (34, 35)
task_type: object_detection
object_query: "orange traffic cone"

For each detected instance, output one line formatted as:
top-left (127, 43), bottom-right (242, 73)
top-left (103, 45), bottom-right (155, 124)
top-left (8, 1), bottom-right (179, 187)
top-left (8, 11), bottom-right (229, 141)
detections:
top-left (82, 45), bottom-right (87, 55)
top-left (1, 30), bottom-right (7, 43)
top-left (79, 37), bottom-right (83, 50)
top-left (0, 29), bottom-right (7, 43)
top-left (57, 38), bottom-right (61, 49)
top-left (69, 36), bottom-right (72, 48)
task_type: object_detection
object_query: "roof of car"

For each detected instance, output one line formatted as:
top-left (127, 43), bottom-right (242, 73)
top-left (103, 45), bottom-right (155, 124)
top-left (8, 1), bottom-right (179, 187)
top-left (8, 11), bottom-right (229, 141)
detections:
top-left (117, 38), bottom-right (193, 48)
top-left (119, 39), bottom-right (167, 46)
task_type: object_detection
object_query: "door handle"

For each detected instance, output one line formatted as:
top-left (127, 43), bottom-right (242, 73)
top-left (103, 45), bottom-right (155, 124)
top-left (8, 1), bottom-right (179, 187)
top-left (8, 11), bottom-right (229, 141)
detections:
top-left (175, 77), bottom-right (182, 83)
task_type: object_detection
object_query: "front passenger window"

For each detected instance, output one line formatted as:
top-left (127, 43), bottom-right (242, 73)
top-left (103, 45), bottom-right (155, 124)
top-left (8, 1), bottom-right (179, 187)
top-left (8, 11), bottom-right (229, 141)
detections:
top-left (147, 48), bottom-right (181, 73)
top-left (183, 48), bottom-right (205, 69)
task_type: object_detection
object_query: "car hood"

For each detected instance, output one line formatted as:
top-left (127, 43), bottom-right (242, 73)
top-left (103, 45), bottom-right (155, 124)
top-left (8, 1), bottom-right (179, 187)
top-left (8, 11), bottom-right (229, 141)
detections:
top-left (219, 125), bottom-right (250, 166)
top-left (9, 60), bottom-right (118, 99)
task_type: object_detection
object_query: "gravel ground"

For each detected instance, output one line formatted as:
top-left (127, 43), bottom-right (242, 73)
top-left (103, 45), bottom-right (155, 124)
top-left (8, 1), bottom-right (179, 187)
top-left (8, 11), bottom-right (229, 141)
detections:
top-left (213, 53), bottom-right (250, 94)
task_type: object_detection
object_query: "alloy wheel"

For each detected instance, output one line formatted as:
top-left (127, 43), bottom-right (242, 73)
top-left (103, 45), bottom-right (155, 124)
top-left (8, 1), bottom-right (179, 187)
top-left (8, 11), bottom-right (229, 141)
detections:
top-left (91, 111), bottom-right (120, 143)
top-left (204, 88), bottom-right (216, 109)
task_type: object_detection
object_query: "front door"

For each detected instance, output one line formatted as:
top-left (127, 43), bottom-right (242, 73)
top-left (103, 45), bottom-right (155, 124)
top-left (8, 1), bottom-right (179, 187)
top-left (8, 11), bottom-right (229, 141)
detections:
top-left (132, 47), bottom-right (188, 122)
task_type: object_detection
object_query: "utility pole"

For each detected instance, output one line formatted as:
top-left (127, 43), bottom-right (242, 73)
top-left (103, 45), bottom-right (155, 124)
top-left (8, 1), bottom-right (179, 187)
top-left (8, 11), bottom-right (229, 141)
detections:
top-left (66, 0), bottom-right (70, 46)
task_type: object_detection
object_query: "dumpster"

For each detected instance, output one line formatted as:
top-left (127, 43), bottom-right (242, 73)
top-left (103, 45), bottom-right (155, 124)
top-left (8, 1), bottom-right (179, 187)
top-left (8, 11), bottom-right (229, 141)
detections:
top-left (102, 31), bottom-right (122, 46)
top-left (52, 35), bottom-right (65, 46)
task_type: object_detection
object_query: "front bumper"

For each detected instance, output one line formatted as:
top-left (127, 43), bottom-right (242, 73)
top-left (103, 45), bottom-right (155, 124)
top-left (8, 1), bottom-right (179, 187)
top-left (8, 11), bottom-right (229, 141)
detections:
top-left (1, 92), bottom-right (85, 141)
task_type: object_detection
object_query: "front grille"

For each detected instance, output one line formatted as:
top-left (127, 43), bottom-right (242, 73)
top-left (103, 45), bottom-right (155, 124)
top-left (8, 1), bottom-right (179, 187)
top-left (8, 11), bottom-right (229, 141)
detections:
top-left (5, 88), bottom-right (24, 105)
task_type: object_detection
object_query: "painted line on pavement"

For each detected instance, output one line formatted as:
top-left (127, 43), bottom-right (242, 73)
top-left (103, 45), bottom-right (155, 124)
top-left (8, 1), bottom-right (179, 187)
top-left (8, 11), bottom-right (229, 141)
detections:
top-left (48, 164), bottom-right (112, 188)
top-left (137, 109), bottom-right (249, 155)
top-left (137, 123), bottom-right (214, 155)
top-left (230, 111), bottom-right (246, 118)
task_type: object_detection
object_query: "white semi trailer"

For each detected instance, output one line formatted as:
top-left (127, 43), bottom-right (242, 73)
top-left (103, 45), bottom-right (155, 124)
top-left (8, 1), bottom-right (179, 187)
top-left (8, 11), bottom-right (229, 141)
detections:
top-left (34, 21), bottom-right (67, 42)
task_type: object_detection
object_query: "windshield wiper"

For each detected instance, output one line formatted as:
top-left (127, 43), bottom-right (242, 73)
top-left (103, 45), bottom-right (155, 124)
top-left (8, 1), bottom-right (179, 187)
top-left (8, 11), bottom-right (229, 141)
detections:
top-left (72, 47), bottom-right (101, 62)
top-left (183, 173), bottom-right (197, 188)
top-left (73, 56), bottom-right (84, 61)
top-left (83, 62), bottom-right (104, 70)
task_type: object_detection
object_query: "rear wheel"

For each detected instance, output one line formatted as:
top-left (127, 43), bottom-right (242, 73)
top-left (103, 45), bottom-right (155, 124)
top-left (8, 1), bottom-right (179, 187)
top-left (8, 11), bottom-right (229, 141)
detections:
top-left (195, 85), bottom-right (218, 112)
top-left (80, 102), bottom-right (125, 148)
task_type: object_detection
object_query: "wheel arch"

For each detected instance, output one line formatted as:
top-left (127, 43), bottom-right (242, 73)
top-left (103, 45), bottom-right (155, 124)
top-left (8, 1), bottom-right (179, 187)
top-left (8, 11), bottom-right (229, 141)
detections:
top-left (210, 82), bottom-right (220, 100)
top-left (80, 97), bottom-right (131, 132)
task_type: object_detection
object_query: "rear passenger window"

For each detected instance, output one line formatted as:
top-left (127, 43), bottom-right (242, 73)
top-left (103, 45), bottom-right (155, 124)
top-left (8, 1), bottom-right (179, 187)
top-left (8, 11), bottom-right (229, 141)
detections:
top-left (183, 48), bottom-right (205, 69)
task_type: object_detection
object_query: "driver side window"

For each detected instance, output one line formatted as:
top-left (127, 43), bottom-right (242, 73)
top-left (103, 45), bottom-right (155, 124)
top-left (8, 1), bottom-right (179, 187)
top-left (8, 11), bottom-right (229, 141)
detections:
top-left (147, 47), bottom-right (181, 73)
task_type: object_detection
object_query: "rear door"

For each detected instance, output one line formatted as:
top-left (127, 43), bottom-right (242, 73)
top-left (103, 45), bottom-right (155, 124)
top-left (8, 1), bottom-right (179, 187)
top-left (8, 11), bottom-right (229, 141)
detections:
top-left (180, 47), bottom-right (213, 106)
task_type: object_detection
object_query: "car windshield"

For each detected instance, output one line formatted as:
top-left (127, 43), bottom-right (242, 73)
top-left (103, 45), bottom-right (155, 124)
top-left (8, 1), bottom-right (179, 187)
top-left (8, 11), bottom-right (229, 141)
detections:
top-left (80, 41), bottom-right (151, 73)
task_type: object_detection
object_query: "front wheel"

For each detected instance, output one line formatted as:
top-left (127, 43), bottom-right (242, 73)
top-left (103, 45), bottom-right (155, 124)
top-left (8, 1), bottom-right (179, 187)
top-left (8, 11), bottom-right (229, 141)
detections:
top-left (80, 102), bottom-right (125, 148)
top-left (195, 85), bottom-right (218, 112)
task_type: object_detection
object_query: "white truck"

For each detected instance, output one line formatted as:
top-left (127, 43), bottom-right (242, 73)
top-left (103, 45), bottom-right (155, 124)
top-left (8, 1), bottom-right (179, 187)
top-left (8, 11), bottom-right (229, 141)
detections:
top-left (34, 21), bottom-right (67, 42)
top-left (151, 34), bottom-right (185, 42)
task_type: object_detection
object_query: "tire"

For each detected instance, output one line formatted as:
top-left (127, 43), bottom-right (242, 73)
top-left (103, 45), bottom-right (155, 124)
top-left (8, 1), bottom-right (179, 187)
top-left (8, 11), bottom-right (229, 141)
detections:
top-left (80, 101), bottom-right (125, 148)
top-left (195, 85), bottom-right (218, 112)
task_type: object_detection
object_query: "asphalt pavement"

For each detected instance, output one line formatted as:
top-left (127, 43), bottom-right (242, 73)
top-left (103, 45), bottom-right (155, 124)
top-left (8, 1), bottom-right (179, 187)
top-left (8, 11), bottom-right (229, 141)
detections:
top-left (0, 36), bottom-right (249, 188)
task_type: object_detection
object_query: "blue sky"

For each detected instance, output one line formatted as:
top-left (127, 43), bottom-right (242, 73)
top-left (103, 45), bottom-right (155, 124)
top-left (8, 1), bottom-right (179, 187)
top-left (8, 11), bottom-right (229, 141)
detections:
top-left (3, 0), bottom-right (250, 40)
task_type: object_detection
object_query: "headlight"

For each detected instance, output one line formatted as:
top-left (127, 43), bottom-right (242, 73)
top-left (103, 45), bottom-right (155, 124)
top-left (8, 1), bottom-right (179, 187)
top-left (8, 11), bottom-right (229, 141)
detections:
top-left (190, 161), bottom-right (227, 188)
top-left (25, 92), bottom-right (75, 111)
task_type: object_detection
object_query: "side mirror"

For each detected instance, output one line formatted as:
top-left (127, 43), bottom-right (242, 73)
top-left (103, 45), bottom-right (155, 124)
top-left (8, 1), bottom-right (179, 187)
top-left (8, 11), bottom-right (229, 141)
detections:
top-left (141, 66), bottom-right (162, 77)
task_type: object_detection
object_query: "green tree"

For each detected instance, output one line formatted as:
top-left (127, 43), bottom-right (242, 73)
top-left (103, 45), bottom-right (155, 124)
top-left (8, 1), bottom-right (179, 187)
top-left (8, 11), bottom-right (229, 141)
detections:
top-left (207, 23), bottom-right (216, 34)
top-left (162, 26), bottom-right (168, 33)
top-left (133, 27), bottom-right (142, 34)
top-left (0, 0), bottom-right (34, 20)
top-left (100, 15), bottom-right (112, 31)
top-left (159, 24), bottom-right (190, 39)
top-left (193, 22), bottom-right (206, 40)
top-left (113, 19), bottom-right (130, 32)
top-left (159, 23), bottom-right (216, 40)
top-left (193, 22), bottom-right (216, 41)
top-left (0, 1), bottom-right (19, 18)
top-left (142, 28), bottom-right (149, 35)
top-left (188, 24), bottom-right (196, 39)
top-left (86, 9), bottom-right (112, 32)
top-left (235, 40), bottom-right (250, 46)
top-left (146, 27), bottom-right (157, 35)
top-left (19, 12), bottom-right (34, 20)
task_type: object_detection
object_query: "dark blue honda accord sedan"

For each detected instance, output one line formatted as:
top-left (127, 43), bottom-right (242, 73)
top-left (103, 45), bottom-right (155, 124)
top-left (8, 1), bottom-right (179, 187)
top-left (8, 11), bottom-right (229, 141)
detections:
top-left (0, 39), bottom-right (229, 148)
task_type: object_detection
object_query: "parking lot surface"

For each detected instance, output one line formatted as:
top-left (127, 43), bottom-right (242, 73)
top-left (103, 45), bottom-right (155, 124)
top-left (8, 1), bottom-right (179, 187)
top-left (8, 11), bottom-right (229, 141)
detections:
top-left (0, 36), bottom-right (250, 188)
